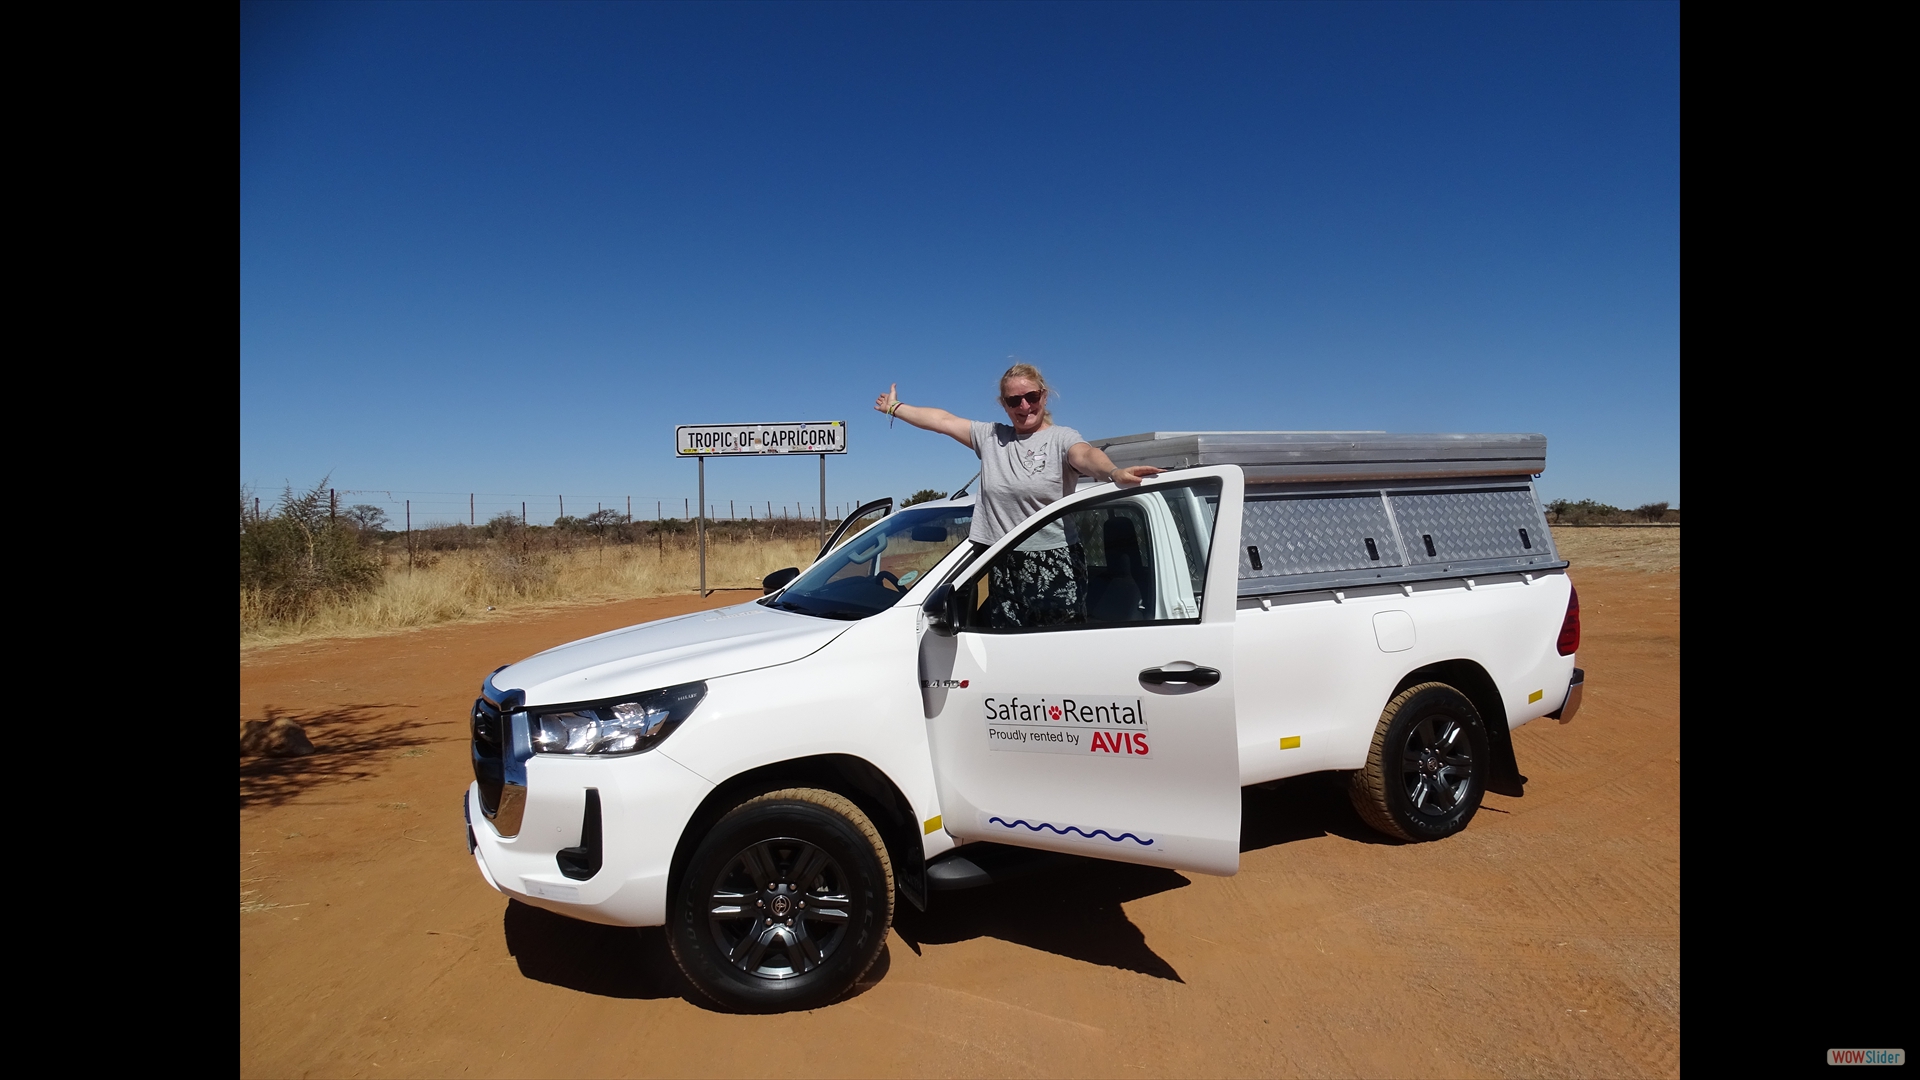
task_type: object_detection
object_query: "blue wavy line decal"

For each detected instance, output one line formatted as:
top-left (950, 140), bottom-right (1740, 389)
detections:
top-left (988, 816), bottom-right (1154, 846)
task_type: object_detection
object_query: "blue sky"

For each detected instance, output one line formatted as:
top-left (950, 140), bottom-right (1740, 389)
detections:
top-left (241, 2), bottom-right (1678, 527)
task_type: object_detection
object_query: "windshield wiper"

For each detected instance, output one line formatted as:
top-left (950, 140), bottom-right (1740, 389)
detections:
top-left (773, 599), bottom-right (865, 621)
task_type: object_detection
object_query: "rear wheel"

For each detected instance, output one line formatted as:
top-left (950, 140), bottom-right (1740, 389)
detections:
top-left (668, 788), bottom-right (893, 1012)
top-left (1349, 682), bottom-right (1490, 842)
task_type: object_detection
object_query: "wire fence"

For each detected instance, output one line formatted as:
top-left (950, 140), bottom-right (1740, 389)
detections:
top-left (239, 488), bottom-right (887, 532)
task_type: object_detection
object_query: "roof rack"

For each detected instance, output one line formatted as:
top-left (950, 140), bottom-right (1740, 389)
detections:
top-left (1090, 431), bottom-right (1546, 484)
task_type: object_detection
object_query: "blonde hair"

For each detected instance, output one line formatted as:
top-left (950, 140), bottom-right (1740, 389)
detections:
top-left (998, 361), bottom-right (1054, 424)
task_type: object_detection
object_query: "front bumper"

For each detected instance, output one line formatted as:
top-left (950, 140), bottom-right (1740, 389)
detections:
top-left (464, 749), bottom-right (714, 927)
top-left (1548, 667), bottom-right (1585, 724)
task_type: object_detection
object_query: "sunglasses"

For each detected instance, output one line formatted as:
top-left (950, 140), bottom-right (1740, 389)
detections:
top-left (1002, 390), bottom-right (1045, 408)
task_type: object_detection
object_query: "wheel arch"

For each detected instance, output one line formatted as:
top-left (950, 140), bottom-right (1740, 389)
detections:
top-left (668, 754), bottom-right (929, 915)
top-left (1390, 659), bottom-right (1524, 796)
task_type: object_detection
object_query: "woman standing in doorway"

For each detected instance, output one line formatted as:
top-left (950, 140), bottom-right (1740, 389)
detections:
top-left (875, 362), bottom-right (1162, 626)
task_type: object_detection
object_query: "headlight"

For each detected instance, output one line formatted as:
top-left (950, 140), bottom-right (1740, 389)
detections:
top-left (529, 681), bottom-right (707, 755)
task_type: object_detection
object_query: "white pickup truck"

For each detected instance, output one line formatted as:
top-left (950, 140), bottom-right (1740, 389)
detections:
top-left (463, 432), bottom-right (1584, 1012)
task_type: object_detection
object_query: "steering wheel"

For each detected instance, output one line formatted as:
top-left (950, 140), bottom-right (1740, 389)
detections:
top-left (876, 570), bottom-right (902, 592)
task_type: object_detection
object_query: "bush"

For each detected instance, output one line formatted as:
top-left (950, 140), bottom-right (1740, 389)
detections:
top-left (240, 479), bottom-right (383, 621)
top-left (901, 488), bottom-right (946, 507)
top-left (1545, 499), bottom-right (1622, 525)
top-left (1544, 499), bottom-right (1679, 525)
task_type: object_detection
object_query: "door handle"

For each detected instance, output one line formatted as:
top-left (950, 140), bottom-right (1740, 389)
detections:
top-left (1139, 665), bottom-right (1221, 688)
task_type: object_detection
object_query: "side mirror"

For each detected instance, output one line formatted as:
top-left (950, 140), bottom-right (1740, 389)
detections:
top-left (923, 584), bottom-right (956, 631)
top-left (762, 567), bottom-right (800, 595)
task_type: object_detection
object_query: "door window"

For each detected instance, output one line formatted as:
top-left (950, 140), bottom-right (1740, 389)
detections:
top-left (955, 479), bottom-right (1221, 631)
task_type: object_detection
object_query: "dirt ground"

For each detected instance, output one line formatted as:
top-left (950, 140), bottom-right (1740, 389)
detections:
top-left (240, 530), bottom-right (1679, 1078)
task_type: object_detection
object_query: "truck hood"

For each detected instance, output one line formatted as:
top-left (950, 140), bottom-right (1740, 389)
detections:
top-left (495, 600), bottom-right (853, 707)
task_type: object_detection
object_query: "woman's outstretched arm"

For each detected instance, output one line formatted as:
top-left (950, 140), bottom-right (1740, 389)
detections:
top-left (875, 383), bottom-right (975, 449)
top-left (1066, 441), bottom-right (1163, 486)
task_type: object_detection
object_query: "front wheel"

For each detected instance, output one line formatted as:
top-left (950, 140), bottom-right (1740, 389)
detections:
top-left (668, 788), bottom-right (894, 1012)
top-left (1349, 682), bottom-right (1491, 842)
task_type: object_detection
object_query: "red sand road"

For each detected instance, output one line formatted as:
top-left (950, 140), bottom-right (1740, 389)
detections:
top-left (241, 568), bottom-right (1679, 1078)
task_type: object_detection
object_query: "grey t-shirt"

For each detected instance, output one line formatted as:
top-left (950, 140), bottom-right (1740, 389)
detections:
top-left (967, 420), bottom-right (1086, 548)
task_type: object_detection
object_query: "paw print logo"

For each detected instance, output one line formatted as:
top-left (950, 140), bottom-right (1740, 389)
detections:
top-left (960, 680), bottom-right (969, 688)
top-left (1048, 706), bottom-right (1061, 720)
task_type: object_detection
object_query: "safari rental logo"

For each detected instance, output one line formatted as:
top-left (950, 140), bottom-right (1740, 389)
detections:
top-left (983, 696), bottom-right (1151, 758)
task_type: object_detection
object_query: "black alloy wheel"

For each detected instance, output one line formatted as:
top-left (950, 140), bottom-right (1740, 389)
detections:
top-left (669, 788), bottom-right (893, 1012)
top-left (708, 837), bottom-right (851, 978)
top-left (1349, 682), bottom-right (1491, 842)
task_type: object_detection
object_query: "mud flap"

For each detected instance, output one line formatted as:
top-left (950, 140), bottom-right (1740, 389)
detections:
top-left (1485, 720), bottom-right (1528, 798)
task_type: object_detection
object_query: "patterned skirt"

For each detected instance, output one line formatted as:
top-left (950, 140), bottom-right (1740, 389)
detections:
top-left (985, 544), bottom-right (1087, 628)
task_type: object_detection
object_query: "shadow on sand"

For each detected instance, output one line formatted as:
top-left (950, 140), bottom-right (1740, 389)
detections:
top-left (499, 771), bottom-right (1398, 1005)
top-left (239, 704), bottom-right (455, 809)
top-left (503, 900), bottom-right (895, 1008)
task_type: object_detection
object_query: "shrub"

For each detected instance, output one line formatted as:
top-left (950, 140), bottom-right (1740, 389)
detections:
top-left (1545, 499), bottom-right (1624, 525)
top-left (901, 488), bottom-right (947, 507)
top-left (240, 479), bottom-right (383, 622)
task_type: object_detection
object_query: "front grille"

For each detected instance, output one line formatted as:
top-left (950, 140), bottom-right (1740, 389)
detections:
top-left (472, 696), bottom-right (504, 815)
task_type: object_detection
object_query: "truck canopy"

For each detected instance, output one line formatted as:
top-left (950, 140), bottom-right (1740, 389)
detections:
top-left (1088, 431), bottom-right (1564, 598)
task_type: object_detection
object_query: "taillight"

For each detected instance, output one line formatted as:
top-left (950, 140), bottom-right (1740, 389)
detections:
top-left (1556, 586), bottom-right (1581, 656)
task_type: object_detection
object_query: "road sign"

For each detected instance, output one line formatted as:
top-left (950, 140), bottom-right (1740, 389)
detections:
top-left (676, 421), bottom-right (847, 456)
top-left (675, 421), bottom-right (850, 595)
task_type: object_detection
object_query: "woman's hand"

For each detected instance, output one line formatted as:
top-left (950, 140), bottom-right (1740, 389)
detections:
top-left (1111, 465), bottom-right (1164, 486)
top-left (872, 386), bottom-right (974, 448)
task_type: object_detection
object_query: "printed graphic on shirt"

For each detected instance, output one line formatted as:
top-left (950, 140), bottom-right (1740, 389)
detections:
top-left (982, 695), bottom-right (1151, 758)
top-left (1015, 441), bottom-right (1050, 477)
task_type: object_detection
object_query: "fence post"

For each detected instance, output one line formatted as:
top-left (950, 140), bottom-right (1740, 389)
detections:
top-left (406, 499), bottom-right (413, 572)
top-left (470, 493), bottom-right (474, 526)
top-left (559, 495), bottom-right (564, 520)
top-left (330, 489), bottom-right (336, 523)
top-left (627, 496), bottom-right (632, 524)
top-left (697, 456), bottom-right (707, 597)
top-left (521, 501), bottom-right (526, 525)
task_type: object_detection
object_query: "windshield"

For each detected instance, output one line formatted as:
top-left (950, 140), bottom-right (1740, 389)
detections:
top-left (769, 504), bottom-right (973, 620)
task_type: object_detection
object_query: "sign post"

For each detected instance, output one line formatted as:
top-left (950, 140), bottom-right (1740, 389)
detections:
top-left (676, 421), bottom-right (848, 596)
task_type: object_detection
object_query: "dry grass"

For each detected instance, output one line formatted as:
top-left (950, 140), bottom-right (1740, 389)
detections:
top-left (1549, 526), bottom-right (1680, 574)
top-left (240, 536), bottom-right (819, 652)
top-left (242, 526), bottom-right (1681, 652)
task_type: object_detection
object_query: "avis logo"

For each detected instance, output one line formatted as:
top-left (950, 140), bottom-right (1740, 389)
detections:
top-left (1090, 731), bottom-right (1150, 755)
top-left (922, 678), bottom-right (970, 689)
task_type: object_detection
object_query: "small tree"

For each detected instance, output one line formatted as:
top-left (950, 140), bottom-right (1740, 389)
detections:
top-left (1634, 501), bottom-right (1670, 522)
top-left (901, 488), bottom-right (946, 507)
top-left (343, 504), bottom-right (389, 531)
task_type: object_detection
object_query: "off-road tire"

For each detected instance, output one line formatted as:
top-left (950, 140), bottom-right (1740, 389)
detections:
top-left (668, 788), bottom-right (894, 1012)
top-left (1349, 682), bottom-right (1491, 842)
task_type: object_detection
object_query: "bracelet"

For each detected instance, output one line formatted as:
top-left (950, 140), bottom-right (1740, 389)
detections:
top-left (890, 401), bottom-right (904, 417)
